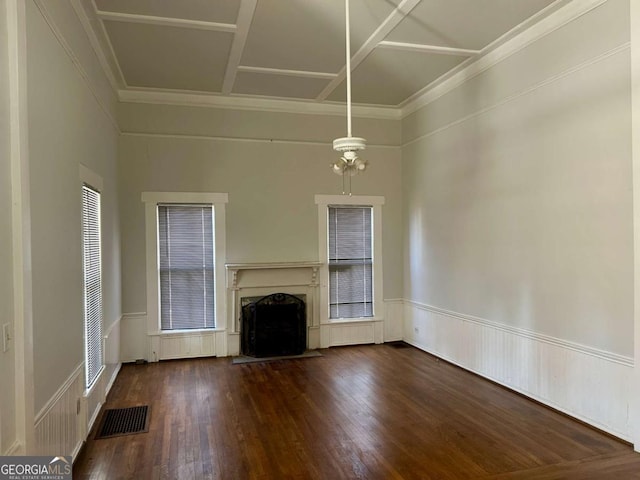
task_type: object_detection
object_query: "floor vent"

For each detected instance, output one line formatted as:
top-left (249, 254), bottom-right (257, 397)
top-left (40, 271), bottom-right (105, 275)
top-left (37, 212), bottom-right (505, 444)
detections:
top-left (95, 405), bottom-right (150, 439)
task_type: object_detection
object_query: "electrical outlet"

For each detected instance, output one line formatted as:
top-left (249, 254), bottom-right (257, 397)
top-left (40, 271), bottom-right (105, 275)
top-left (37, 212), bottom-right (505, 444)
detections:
top-left (3, 323), bottom-right (11, 352)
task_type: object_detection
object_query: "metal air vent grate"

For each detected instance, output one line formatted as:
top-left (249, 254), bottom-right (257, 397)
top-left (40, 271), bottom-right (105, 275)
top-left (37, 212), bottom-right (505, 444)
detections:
top-left (95, 405), bottom-right (150, 439)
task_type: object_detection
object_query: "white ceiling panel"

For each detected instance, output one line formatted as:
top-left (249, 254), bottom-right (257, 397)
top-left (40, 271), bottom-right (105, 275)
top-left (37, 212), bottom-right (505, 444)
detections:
top-left (388, 0), bottom-right (557, 49)
top-left (328, 49), bottom-right (467, 106)
top-left (105, 21), bottom-right (233, 91)
top-left (95, 0), bottom-right (241, 24)
top-left (233, 72), bottom-right (331, 99)
top-left (83, 0), bottom-right (568, 109)
top-left (240, 0), bottom-right (400, 73)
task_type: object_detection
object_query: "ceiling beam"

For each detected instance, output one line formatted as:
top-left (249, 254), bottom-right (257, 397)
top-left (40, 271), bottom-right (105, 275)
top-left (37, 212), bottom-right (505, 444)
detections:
top-left (315, 0), bottom-right (422, 102)
top-left (236, 66), bottom-right (337, 80)
top-left (377, 41), bottom-right (480, 57)
top-left (95, 10), bottom-right (237, 33)
top-left (90, 1), bottom-right (128, 88)
top-left (222, 0), bottom-right (259, 94)
top-left (69, 0), bottom-right (121, 90)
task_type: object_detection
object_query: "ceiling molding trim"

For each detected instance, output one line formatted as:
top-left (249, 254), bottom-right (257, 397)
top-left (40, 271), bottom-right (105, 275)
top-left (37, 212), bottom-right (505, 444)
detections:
top-left (401, 41), bottom-right (629, 148)
top-left (222, 0), bottom-right (259, 94)
top-left (94, 10), bottom-right (237, 32)
top-left (121, 131), bottom-right (401, 149)
top-left (237, 65), bottom-right (337, 80)
top-left (118, 89), bottom-right (402, 120)
top-left (31, 0), bottom-right (120, 132)
top-left (69, 0), bottom-right (121, 90)
top-left (400, 0), bottom-right (602, 117)
top-left (315, 0), bottom-right (422, 101)
top-left (377, 41), bottom-right (480, 57)
top-left (91, 0), bottom-right (128, 88)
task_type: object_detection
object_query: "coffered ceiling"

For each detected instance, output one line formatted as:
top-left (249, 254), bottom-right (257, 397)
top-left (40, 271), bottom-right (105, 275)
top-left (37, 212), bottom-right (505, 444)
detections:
top-left (79, 0), bottom-right (565, 111)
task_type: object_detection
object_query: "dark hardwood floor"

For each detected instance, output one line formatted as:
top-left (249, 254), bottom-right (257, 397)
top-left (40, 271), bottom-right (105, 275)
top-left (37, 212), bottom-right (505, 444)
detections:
top-left (74, 344), bottom-right (640, 479)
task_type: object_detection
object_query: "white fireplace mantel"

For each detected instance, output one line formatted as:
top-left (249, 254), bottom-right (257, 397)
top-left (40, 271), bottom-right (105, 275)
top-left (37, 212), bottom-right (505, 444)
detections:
top-left (225, 261), bottom-right (321, 289)
top-left (225, 261), bottom-right (322, 355)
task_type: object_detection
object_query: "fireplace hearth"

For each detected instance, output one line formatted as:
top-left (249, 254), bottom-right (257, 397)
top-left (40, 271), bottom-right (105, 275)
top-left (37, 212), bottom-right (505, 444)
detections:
top-left (241, 293), bottom-right (306, 357)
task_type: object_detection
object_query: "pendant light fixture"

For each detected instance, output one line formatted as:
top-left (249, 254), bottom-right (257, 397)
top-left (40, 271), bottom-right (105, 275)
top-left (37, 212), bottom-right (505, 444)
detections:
top-left (332, 0), bottom-right (367, 196)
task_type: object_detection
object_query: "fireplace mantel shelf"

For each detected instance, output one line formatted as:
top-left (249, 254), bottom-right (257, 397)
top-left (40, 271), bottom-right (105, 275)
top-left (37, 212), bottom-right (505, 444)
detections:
top-left (225, 262), bottom-right (322, 271)
top-left (225, 262), bottom-right (323, 291)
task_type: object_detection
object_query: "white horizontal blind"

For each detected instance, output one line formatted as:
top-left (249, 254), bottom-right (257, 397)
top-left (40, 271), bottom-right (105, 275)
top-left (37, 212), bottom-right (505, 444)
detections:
top-left (82, 185), bottom-right (103, 389)
top-left (158, 205), bottom-right (215, 330)
top-left (328, 206), bottom-right (373, 319)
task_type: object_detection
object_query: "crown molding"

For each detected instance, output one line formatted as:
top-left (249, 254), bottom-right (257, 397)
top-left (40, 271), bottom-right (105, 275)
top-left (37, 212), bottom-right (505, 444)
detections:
top-left (69, 0), bottom-right (121, 91)
top-left (118, 89), bottom-right (402, 120)
top-left (32, 0), bottom-right (120, 131)
top-left (400, 0), bottom-right (605, 118)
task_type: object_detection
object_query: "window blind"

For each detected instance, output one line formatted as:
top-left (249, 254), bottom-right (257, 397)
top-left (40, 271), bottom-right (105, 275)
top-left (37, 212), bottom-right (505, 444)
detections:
top-left (158, 205), bottom-right (215, 330)
top-left (82, 185), bottom-right (103, 389)
top-left (328, 206), bottom-right (373, 319)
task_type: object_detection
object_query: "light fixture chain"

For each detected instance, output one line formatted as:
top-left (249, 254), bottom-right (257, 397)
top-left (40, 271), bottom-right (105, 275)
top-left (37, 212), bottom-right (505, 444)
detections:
top-left (331, 0), bottom-right (367, 191)
top-left (345, 0), bottom-right (352, 138)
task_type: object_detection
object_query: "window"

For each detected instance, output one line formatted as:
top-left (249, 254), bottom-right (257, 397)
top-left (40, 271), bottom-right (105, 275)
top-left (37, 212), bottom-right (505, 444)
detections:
top-left (158, 204), bottom-right (215, 330)
top-left (328, 206), bottom-right (373, 318)
top-left (316, 195), bottom-right (384, 323)
top-left (82, 184), bottom-right (103, 389)
top-left (142, 192), bottom-right (228, 335)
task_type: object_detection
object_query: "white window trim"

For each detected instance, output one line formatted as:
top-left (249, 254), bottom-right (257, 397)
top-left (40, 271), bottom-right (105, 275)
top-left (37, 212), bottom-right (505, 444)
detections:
top-left (80, 164), bottom-right (103, 192)
top-left (142, 192), bottom-right (228, 335)
top-left (315, 195), bottom-right (384, 324)
top-left (79, 164), bottom-right (104, 393)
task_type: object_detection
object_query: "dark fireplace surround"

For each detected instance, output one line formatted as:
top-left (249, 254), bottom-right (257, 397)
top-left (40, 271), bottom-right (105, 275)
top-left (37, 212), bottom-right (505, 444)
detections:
top-left (241, 293), bottom-right (306, 357)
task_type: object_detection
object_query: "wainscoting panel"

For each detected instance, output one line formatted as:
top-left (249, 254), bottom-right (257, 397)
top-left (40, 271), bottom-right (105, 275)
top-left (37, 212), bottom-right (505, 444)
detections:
top-left (320, 321), bottom-right (384, 348)
top-left (158, 332), bottom-right (217, 360)
top-left (403, 301), bottom-right (633, 441)
top-left (34, 364), bottom-right (83, 457)
top-left (384, 299), bottom-right (404, 342)
top-left (120, 312), bottom-right (147, 362)
top-left (35, 316), bottom-right (123, 458)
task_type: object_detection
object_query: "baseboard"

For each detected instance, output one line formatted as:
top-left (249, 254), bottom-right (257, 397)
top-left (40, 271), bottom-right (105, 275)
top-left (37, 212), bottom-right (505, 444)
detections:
top-left (71, 439), bottom-right (84, 461)
top-left (88, 361), bottom-right (120, 435)
top-left (87, 400), bottom-right (102, 435)
top-left (105, 363), bottom-right (121, 398)
top-left (403, 300), bottom-right (633, 441)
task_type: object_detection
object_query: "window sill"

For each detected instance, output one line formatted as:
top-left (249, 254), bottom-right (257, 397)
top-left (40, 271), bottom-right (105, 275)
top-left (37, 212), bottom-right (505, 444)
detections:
top-left (153, 328), bottom-right (225, 335)
top-left (84, 365), bottom-right (105, 397)
top-left (321, 317), bottom-right (383, 325)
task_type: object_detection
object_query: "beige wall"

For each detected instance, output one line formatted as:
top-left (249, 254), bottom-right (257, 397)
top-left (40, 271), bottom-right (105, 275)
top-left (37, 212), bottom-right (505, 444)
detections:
top-left (0, 0), bottom-right (16, 454)
top-left (118, 104), bottom-right (403, 315)
top-left (402, 0), bottom-right (633, 355)
top-left (26, 0), bottom-right (120, 412)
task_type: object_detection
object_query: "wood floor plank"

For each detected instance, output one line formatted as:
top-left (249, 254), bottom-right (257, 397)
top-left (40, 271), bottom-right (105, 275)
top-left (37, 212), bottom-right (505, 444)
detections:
top-left (74, 344), bottom-right (640, 479)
